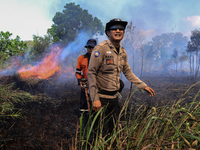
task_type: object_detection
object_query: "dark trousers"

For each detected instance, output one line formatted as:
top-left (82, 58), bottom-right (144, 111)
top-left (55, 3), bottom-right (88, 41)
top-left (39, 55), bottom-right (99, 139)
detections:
top-left (79, 88), bottom-right (92, 127)
top-left (93, 97), bottom-right (120, 137)
top-left (80, 88), bottom-right (88, 110)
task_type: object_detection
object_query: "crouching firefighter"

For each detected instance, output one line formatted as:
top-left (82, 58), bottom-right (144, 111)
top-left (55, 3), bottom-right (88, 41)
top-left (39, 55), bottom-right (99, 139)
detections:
top-left (75, 39), bottom-right (97, 117)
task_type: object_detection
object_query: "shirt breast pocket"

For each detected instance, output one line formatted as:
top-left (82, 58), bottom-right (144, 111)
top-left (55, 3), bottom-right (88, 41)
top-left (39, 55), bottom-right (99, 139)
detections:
top-left (119, 56), bottom-right (126, 71)
top-left (102, 58), bottom-right (115, 74)
top-left (121, 56), bottom-right (126, 66)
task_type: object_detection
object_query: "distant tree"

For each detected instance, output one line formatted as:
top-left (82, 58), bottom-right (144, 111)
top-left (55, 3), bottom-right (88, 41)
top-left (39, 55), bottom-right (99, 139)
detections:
top-left (122, 21), bottom-right (136, 71)
top-left (171, 32), bottom-right (188, 51)
top-left (187, 29), bottom-right (200, 80)
top-left (171, 48), bottom-right (178, 75)
top-left (144, 41), bottom-right (156, 75)
top-left (135, 31), bottom-right (147, 78)
top-left (187, 41), bottom-right (195, 77)
top-left (152, 33), bottom-right (174, 64)
top-left (151, 32), bottom-right (187, 64)
top-left (146, 32), bottom-right (188, 76)
top-left (25, 34), bottom-right (53, 62)
top-left (0, 31), bottom-right (27, 61)
top-left (48, 2), bottom-right (104, 45)
top-left (179, 51), bottom-right (188, 71)
top-left (24, 40), bottom-right (34, 49)
top-left (32, 34), bottom-right (52, 54)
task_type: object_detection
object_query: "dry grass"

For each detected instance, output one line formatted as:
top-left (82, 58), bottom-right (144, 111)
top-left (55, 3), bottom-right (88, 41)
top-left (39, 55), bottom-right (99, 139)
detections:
top-left (74, 81), bottom-right (200, 150)
top-left (0, 75), bottom-right (199, 149)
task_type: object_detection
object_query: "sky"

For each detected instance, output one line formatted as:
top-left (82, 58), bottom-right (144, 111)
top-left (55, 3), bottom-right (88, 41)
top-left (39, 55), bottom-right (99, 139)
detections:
top-left (1, 0), bottom-right (200, 41)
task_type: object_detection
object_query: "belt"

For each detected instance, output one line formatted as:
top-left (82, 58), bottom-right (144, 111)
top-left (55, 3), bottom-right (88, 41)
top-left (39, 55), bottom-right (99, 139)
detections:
top-left (98, 89), bottom-right (118, 96)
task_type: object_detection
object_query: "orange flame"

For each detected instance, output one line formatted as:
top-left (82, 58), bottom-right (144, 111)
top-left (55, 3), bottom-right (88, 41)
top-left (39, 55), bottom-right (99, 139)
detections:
top-left (18, 46), bottom-right (62, 79)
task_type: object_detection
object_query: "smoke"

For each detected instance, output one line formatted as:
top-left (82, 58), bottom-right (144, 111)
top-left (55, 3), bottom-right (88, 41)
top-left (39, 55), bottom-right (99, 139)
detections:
top-left (0, 31), bottom-right (92, 81)
top-left (49, 0), bottom-right (200, 40)
top-left (47, 0), bottom-right (199, 81)
top-left (0, 55), bottom-right (25, 77)
top-left (1, 0), bottom-right (198, 79)
top-left (57, 31), bottom-right (91, 83)
top-left (60, 31), bottom-right (90, 61)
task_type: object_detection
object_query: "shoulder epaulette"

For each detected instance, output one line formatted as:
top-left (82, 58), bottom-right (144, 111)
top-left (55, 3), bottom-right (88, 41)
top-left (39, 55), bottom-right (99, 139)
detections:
top-left (98, 40), bottom-right (108, 46)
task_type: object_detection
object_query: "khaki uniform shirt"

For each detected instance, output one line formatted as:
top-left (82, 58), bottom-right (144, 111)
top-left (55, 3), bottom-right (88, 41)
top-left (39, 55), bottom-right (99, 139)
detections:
top-left (88, 40), bottom-right (147, 101)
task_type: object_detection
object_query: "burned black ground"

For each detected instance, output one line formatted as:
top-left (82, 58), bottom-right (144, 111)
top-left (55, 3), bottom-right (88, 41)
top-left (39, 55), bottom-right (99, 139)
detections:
top-left (0, 75), bottom-right (199, 149)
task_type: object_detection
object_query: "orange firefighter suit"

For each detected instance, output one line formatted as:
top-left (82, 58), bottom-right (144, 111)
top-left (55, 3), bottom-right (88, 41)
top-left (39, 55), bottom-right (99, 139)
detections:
top-left (75, 53), bottom-right (90, 84)
top-left (75, 52), bottom-right (91, 111)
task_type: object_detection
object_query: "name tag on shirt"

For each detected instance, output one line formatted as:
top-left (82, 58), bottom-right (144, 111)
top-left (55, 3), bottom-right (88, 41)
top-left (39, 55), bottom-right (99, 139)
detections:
top-left (106, 59), bottom-right (114, 65)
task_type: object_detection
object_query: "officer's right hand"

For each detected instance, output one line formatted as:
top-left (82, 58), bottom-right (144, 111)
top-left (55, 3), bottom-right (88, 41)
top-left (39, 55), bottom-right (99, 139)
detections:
top-left (93, 100), bottom-right (101, 111)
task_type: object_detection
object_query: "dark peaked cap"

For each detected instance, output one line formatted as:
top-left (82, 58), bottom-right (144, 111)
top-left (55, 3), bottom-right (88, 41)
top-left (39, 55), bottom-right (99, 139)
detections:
top-left (105, 18), bottom-right (128, 35)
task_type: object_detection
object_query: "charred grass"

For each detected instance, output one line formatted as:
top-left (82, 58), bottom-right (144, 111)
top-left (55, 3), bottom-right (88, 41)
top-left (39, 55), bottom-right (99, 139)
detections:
top-left (0, 75), bottom-right (200, 150)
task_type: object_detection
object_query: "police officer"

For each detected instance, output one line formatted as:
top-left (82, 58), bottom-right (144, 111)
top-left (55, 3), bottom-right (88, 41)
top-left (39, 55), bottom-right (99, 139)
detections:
top-left (88, 19), bottom-right (155, 134)
top-left (75, 39), bottom-right (97, 113)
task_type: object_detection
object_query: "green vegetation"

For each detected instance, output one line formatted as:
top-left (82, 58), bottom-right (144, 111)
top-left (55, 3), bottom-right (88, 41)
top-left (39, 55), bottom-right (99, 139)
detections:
top-left (0, 82), bottom-right (33, 118)
top-left (21, 2), bottom-right (104, 62)
top-left (0, 79), bottom-right (56, 149)
top-left (48, 2), bottom-right (104, 45)
top-left (0, 31), bottom-right (27, 62)
top-left (0, 58), bottom-right (50, 119)
top-left (0, 2), bottom-right (199, 149)
top-left (75, 83), bottom-right (200, 150)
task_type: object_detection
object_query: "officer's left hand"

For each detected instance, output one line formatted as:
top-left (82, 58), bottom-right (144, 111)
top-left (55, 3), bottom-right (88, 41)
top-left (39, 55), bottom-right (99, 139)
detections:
top-left (144, 86), bottom-right (155, 97)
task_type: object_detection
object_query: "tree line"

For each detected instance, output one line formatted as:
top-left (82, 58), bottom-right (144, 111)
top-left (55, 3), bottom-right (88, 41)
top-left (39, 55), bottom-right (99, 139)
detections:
top-left (0, 31), bottom-right (27, 62)
top-left (123, 21), bottom-right (200, 81)
top-left (0, 2), bottom-right (104, 68)
top-left (0, 2), bottom-right (199, 81)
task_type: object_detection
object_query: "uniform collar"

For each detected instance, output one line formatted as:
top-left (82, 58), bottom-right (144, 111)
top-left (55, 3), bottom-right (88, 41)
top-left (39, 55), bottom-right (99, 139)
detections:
top-left (107, 39), bottom-right (123, 54)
